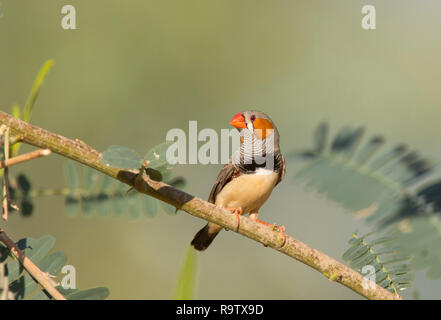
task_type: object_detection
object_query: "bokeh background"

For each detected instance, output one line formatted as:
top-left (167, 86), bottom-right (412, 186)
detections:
top-left (1, 0), bottom-right (441, 299)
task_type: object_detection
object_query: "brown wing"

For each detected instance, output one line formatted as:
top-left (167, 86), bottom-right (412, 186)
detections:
top-left (276, 153), bottom-right (286, 186)
top-left (208, 160), bottom-right (239, 204)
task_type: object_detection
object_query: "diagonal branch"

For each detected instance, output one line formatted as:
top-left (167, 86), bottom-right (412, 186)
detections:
top-left (0, 229), bottom-right (66, 300)
top-left (0, 110), bottom-right (400, 300)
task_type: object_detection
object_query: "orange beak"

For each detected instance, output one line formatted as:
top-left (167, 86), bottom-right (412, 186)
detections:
top-left (230, 113), bottom-right (247, 129)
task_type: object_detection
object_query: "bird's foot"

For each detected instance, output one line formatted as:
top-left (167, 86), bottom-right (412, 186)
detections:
top-left (249, 214), bottom-right (273, 227)
top-left (274, 224), bottom-right (286, 248)
top-left (255, 219), bottom-right (273, 227)
top-left (226, 207), bottom-right (242, 232)
top-left (250, 216), bottom-right (286, 248)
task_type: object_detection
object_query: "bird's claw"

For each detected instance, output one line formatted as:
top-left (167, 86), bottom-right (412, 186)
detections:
top-left (274, 224), bottom-right (286, 248)
top-left (226, 207), bottom-right (242, 232)
top-left (258, 222), bottom-right (286, 248)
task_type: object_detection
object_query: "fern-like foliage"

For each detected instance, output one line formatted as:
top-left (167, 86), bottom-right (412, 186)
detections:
top-left (290, 123), bottom-right (441, 278)
top-left (60, 140), bottom-right (186, 218)
top-left (343, 232), bottom-right (414, 295)
top-left (0, 234), bottom-right (109, 300)
top-left (62, 161), bottom-right (185, 218)
top-left (4, 155), bottom-right (185, 219)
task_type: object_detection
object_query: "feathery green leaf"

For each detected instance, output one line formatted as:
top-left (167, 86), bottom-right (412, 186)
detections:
top-left (343, 232), bottom-right (414, 295)
top-left (291, 123), bottom-right (441, 278)
top-left (0, 235), bottom-right (109, 300)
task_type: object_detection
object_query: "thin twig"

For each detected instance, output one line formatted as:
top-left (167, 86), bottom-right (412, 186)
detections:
top-left (0, 149), bottom-right (51, 169)
top-left (2, 127), bottom-right (10, 221)
top-left (0, 229), bottom-right (66, 300)
top-left (0, 110), bottom-right (401, 300)
top-left (0, 263), bottom-right (13, 300)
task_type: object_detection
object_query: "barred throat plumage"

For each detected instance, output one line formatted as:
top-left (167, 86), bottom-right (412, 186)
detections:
top-left (232, 129), bottom-right (282, 174)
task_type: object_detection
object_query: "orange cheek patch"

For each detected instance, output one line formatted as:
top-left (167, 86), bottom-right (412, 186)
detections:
top-left (253, 118), bottom-right (274, 140)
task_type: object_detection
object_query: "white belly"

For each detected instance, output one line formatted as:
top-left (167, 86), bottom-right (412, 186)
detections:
top-left (215, 169), bottom-right (278, 213)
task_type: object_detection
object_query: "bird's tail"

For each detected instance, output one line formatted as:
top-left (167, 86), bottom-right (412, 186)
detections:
top-left (191, 223), bottom-right (222, 251)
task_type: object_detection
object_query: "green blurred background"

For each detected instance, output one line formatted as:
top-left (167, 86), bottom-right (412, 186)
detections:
top-left (1, 0), bottom-right (441, 299)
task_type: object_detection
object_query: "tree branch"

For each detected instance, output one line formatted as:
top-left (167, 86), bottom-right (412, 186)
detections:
top-left (0, 110), bottom-right (400, 300)
top-left (0, 229), bottom-right (66, 300)
top-left (0, 149), bottom-right (51, 169)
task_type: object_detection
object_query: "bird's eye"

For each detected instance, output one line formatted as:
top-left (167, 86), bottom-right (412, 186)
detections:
top-left (250, 115), bottom-right (256, 122)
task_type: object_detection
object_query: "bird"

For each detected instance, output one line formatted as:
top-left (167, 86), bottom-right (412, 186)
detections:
top-left (191, 110), bottom-right (286, 251)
